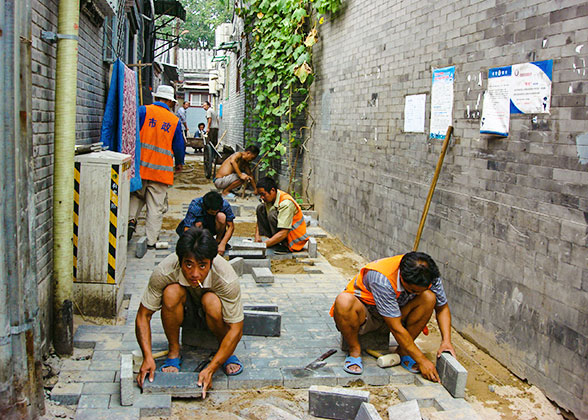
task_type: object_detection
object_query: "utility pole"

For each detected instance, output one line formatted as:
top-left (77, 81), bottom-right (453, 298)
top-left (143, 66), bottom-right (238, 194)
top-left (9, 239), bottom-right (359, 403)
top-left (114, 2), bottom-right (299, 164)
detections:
top-left (53, 0), bottom-right (80, 355)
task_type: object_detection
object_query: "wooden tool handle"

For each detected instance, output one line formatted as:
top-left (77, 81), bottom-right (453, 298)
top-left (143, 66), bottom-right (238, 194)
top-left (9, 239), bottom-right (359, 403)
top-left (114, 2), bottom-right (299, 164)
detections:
top-left (365, 349), bottom-right (383, 359)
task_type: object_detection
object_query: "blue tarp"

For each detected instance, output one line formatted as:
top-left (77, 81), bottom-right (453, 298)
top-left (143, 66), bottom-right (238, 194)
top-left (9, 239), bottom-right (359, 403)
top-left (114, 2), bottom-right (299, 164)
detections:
top-left (100, 59), bottom-right (142, 192)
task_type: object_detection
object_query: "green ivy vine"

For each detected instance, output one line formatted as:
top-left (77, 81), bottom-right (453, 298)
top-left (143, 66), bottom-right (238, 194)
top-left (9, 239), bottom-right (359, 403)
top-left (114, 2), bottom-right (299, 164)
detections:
top-left (238, 0), bottom-right (342, 176)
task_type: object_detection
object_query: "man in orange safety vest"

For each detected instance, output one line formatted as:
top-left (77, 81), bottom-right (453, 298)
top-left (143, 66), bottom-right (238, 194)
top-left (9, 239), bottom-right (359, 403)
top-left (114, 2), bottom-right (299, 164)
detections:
top-left (331, 252), bottom-right (456, 381)
top-left (255, 177), bottom-right (308, 252)
top-left (128, 85), bottom-right (185, 248)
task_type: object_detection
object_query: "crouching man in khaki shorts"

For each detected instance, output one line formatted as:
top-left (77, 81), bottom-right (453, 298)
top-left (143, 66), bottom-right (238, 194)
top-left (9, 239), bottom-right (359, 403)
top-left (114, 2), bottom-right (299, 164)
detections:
top-left (135, 227), bottom-right (244, 397)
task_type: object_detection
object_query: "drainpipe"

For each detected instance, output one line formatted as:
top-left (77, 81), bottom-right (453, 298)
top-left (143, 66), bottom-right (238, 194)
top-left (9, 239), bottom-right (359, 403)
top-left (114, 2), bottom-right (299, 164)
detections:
top-left (53, 0), bottom-right (80, 355)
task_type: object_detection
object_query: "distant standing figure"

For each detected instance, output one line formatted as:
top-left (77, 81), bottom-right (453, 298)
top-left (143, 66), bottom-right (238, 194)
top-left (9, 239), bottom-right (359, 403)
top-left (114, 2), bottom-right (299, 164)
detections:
top-left (255, 177), bottom-right (308, 252)
top-left (176, 191), bottom-right (235, 256)
top-left (214, 145), bottom-right (260, 198)
top-left (128, 85), bottom-right (185, 247)
top-left (202, 101), bottom-right (218, 146)
top-left (176, 101), bottom-right (190, 139)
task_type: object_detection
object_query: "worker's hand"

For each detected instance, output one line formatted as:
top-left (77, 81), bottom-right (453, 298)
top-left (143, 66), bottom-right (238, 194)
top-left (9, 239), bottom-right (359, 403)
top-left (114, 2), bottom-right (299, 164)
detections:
top-left (197, 367), bottom-right (214, 399)
top-left (186, 130), bottom-right (191, 138)
top-left (419, 358), bottom-right (440, 383)
top-left (137, 356), bottom-right (156, 388)
top-left (254, 234), bottom-right (262, 243)
top-left (218, 243), bottom-right (226, 256)
top-left (175, 164), bottom-right (183, 173)
top-left (437, 341), bottom-right (456, 359)
top-left (239, 173), bottom-right (249, 181)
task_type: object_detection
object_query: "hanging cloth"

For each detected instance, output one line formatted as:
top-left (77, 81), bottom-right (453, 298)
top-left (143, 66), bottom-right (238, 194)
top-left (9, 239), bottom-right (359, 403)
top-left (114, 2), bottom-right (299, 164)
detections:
top-left (100, 59), bottom-right (142, 192)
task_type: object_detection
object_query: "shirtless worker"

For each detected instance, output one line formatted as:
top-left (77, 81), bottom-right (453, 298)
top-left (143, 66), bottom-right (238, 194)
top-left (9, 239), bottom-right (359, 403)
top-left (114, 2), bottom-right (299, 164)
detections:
top-left (135, 228), bottom-right (244, 397)
top-left (213, 145), bottom-right (260, 198)
top-left (331, 252), bottom-right (456, 380)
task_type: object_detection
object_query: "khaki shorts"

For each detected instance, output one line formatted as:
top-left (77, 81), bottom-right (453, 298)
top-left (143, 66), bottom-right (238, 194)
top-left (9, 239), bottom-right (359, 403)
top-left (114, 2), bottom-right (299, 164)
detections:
top-left (358, 304), bottom-right (387, 335)
top-left (214, 173), bottom-right (239, 190)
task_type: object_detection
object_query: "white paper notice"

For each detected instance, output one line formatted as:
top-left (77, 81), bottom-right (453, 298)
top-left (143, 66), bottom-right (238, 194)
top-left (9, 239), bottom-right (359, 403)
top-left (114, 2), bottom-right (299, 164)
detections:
top-left (430, 66), bottom-right (455, 139)
top-left (480, 66), bottom-right (511, 137)
top-left (404, 94), bottom-right (426, 133)
top-left (510, 61), bottom-right (552, 114)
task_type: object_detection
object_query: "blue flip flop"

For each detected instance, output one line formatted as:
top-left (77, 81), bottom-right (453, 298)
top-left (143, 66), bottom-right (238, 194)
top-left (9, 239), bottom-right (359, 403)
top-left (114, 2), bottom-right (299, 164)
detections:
top-left (400, 355), bottom-right (420, 374)
top-left (160, 357), bottom-right (182, 372)
top-left (222, 354), bottom-right (243, 376)
top-left (343, 356), bottom-right (363, 375)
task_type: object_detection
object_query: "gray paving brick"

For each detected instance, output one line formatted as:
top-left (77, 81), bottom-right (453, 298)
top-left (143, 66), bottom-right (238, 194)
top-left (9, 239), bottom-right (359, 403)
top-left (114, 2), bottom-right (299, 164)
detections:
top-left (437, 353), bottom-right (468, 398)
top-left (135, 237), bottom-right (147, 258)
top-left (252, 266), bottom-right (274, 283)
top-left (308, 237), bottom-right (317, 258)
top-left (51, 382), bottom-right (83, 405)
top-left (142, 372), bottom-right (203, 397)
top-left (77, 394), bottom-right (110, 409)
top-left (303, 266), bottom-right (323, 274)
top-left (228, 249), bottom-right (266, 259)
top-left (282, 367), bottom-right (338, 388)
top-left (243, 310), bottom-right (281, 337)
top-left (335, 365), bottom-right (390, 386)
top-left (229, 256), bottom-right (244, 276)
top-left (309, 386), bottom-right (370, 420)
top-left (120, 353), bottom-right (134, 406)
top-left (231, 240), bottom-right (267, 250)
top-left (74, 408), bottom-right (140, 420)
top-left (90, 359), bottom-right (121, 371)
top-left (427, 407), bottom-right (483, 420)
top-left (227, 367), bottom-right (283, 389)
top-left (244, 304), bottom-right (278, 312)
top-left (82, 382), bottom-right (119, 395)
top-left (387, 400), bottom-right (421, 420)
top-left (355, 402), bottom-right (382, 420)
top-left (397, 385), bottom-right (452, 408)
top-left (434, 397), bottom-right (473, 411)
top-left (243, 258), bottom-right (271, 274)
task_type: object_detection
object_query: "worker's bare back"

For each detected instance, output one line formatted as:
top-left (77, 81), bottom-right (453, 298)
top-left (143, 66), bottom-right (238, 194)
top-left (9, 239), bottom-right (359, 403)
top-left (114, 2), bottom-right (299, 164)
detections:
top-left (215, 152), bottom-right (250, 178)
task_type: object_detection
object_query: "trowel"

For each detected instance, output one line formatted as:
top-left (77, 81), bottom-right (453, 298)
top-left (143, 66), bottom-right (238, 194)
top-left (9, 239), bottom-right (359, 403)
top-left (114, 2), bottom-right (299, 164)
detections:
top-left (286, 348), bottom-right (337, 378)
top-left (304, 348), bottom-right (337, 371)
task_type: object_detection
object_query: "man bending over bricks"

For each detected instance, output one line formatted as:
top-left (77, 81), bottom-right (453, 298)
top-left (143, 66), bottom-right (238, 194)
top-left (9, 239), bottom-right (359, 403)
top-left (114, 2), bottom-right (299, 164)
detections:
top-left (176, 191), bottom-right (235, 256)
top-left (331, 252), bottom-right (455, 381)
top-left (135, 227), bottom-right (244, 397)
top-left (213, 145), bottom-right (260, 198)
top-left (255, 176), bottom-right (308, 253)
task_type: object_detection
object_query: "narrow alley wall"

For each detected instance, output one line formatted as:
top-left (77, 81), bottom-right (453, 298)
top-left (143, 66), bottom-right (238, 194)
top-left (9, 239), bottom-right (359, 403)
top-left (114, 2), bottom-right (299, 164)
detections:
top-left (303, 1), bottom-right (588, 417)
top-left (32, 0), bottom-right (108, 351)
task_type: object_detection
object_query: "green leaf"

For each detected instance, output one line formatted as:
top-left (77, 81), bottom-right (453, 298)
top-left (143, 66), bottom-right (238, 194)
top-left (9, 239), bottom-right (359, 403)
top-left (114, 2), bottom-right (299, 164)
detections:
top-left (292, 7), bottom-right (306, 22)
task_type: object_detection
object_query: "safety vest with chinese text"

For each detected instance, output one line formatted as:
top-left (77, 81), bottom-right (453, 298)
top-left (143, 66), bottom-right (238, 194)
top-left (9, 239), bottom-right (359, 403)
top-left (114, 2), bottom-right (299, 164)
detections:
top-left (139, 104), bottom-right (179, 185)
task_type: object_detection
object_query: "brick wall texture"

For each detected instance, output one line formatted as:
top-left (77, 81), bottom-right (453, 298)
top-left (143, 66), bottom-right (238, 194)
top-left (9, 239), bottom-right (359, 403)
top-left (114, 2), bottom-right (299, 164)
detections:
top-left (32, 0), bottom-right (108, 350)
top-left (303, 0), bottom-right (588, 417)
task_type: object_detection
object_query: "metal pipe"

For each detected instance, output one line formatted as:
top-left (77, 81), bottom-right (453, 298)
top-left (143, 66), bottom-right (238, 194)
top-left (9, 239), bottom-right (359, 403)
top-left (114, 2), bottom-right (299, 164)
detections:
top-left (413, 126), bottom-right (453, 251)
top-left (52, 0), bottom-right (80, 355)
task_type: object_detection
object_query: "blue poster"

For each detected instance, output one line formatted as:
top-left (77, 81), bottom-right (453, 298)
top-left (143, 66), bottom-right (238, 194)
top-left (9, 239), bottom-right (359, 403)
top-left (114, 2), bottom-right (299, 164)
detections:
top-left (430, 66), bottom-right (455, 139)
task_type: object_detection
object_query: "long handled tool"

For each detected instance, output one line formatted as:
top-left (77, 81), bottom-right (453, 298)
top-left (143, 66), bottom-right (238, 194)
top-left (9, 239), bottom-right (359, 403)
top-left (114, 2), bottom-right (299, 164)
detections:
top-left (413, 126), bottom-right (453, 251)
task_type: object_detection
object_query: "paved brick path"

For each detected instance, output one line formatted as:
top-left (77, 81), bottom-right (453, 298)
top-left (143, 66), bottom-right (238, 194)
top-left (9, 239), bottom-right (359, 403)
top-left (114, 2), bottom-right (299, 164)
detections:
top-left (50, 198), bottom-right (478, 419)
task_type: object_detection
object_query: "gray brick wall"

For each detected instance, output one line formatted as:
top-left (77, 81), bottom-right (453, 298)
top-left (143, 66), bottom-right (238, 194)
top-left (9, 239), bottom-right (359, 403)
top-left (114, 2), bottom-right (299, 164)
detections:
top-left (218, 36), bottom-right (246, 151)
top-left (32, 0), bottom-right (109, 351)
top-left (303, 0), bottom-right (588, 417)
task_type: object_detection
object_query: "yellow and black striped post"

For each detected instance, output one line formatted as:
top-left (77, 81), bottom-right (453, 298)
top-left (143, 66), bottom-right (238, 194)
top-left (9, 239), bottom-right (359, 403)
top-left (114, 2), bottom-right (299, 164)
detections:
top-left (73, 162), bottom-right (80, 282)
top-left (107, 164), bottom-right (119, 284)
